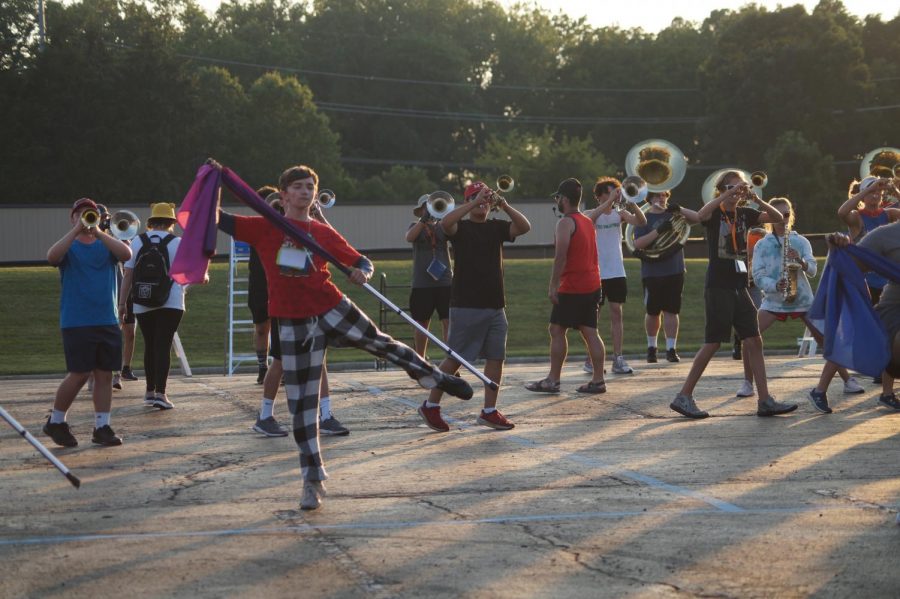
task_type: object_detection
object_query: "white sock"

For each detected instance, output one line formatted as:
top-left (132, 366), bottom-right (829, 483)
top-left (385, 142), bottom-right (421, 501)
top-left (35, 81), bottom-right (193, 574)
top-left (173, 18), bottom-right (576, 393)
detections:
top-left (95, 412), bottom-right (110, 428)
top-left (50, 409), bottom-right (66, 424)
top-left (259, 398), bottom-right (275, 420)
top-left (482, 407), bottom-right (497, 414)
top-left (319, 396), bottom-right (331, 421)
top-left (666, 338), bottom-right (676, 350)
top-left (424, 401), bottom-right (440, 409)
top-left (647, 336), bottom-right (657, 348)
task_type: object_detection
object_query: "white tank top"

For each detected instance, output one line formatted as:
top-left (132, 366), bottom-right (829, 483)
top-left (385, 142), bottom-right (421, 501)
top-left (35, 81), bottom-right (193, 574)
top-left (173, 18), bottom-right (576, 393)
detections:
top-left (594, 211), bottom-right (626, 279)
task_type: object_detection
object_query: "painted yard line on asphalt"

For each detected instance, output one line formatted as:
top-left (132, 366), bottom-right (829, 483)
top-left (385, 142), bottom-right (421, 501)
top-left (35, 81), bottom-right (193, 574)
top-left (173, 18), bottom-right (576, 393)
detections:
top-left (0, 505), bottom-right (865, 547)
top-left (367, 386), bottom-right (744, 513)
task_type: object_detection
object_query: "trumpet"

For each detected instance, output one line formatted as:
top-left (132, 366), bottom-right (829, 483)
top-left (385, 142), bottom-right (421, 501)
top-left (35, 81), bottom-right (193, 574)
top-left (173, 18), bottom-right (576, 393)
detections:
top-left (426, 191), bottom-right (455, 220)
top-left (110, 210), bottom-right (141, 241)
top-left (80, 208), bottom-right (100, 229)
top-left (316, 189), bottom-right (336, 209)
top-left (620, 176), bottom-right (648, 205)
top-left (750, 171), bottom-right (768, 189)
top-left (496, 175), bottom-right (515, 193)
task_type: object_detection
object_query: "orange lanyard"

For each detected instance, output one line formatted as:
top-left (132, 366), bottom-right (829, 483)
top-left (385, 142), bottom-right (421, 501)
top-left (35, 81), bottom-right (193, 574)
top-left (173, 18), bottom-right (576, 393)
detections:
top-left (720, 205), bottom-right (738, 251)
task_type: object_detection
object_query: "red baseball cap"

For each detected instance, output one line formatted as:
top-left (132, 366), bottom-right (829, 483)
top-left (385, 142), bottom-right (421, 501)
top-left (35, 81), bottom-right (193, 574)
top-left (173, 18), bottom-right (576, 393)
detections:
top-left (464, 181), bottom-right (487, 201)
top-left (70, 198), bottom-right (98, 216)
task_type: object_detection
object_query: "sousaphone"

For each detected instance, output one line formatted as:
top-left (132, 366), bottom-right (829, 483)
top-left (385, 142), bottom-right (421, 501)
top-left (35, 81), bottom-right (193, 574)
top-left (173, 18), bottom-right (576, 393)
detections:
top-left (860, 147), bottom-right (900, 204)
top-left (622, 139), bottom-right (691, 262)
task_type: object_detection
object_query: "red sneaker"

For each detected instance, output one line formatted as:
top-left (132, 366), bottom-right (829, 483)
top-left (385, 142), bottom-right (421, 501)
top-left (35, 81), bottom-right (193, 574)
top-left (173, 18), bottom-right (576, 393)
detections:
top-left (418, 402), bottom-right (449, 432)
top-left (477, 409), bottom-right (515, 430)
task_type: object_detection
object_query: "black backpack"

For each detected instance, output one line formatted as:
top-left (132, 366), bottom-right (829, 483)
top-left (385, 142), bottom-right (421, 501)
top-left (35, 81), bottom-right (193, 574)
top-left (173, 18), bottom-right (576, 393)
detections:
top-left (132, 233), bottom-right (175, 307)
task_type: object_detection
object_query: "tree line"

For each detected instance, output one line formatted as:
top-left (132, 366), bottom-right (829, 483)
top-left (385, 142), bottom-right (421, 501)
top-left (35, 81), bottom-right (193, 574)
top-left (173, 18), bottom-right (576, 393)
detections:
top-left (1, 0), bottom-right (899, 232)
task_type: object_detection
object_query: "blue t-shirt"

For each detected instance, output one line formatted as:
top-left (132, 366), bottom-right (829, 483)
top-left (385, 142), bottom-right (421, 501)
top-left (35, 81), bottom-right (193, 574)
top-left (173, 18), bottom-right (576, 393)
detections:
top-left (59, 239), bottom-right (119, 329)
top-left (633, 211), bottom-right (686, 279)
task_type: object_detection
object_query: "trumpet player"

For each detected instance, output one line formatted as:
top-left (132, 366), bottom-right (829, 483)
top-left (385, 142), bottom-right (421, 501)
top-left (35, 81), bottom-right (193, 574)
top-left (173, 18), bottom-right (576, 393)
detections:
top-left (43, 199), bottom-right (132, 448)
top-left (581, 177), bottom-right (646, 375)
top-left (418, 181), bottom-right (531, 432)
top-left (405, 193), bottom-right (453, 358)
top-left (745, 198), bottom-right (864, 412)
top-left (669, 171), bottom-right (797, 419)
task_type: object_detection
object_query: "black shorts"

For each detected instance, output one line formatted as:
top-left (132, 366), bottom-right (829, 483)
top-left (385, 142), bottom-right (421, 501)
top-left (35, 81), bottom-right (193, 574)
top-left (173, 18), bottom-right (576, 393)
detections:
top-left (270, 317), bottom-right (281, 361)
top-left (643, 273), bottom-right (685, 316)
top-left (409, 286), bottom-right (451, 322)
top-left (249, 294), bottom-right (269, 324)
top-left (601, 277), bottom-right (627, 304)
top-left (61, 325), bottom-right (123, 373)
top-left (704, 287), bottom-right (760, 344)
top-left (550, 289), bottom-right (601, 329)
top-left (122, 297), bottom-right (135, 325)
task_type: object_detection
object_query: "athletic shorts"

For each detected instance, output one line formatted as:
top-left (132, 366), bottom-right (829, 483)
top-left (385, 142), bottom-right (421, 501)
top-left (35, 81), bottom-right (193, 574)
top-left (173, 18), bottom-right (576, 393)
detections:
top-left (409, 286), bottom-right (451, 322)
top-left (704, 287), bottom-right (760, 344)
top-left (249, 295), bottom-right (269, 324)
top-left (550, 289), bottom-right (601, 329)
top-left (765, 311), bottom-right (805, 322)
top-left (269, 317), bottom-right (281, 361)
top-left (601, 277), bottom-right (626, 304)
top-left (447, 307), bottom-right (507, 362)
top-left (643, 273), bottom-right (685, 316)
top-left (876, 304), bottom-right (900, 378)
top-left (123, 297), bottom-right (136, 325)
top-left (61, 325), bottom-right (123, 373)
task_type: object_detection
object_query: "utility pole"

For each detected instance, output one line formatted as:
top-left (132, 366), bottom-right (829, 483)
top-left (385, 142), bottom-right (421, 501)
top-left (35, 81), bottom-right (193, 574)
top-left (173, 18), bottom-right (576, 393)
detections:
top-left (37, 0), bottom-right (47, 52)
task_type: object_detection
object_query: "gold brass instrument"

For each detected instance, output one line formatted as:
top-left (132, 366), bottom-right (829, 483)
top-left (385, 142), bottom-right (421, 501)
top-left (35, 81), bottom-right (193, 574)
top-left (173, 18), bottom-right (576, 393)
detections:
top-left (426, 191), bottom-right (455, 220)
top-left (781, 225), bottom-right (802, 304)
top-left (80, 208), bottom-right (100, 229)
top-left (750, 170), bottom-right (768, 189)
top-left (110, 210), bottom-right (141, 241)
top-left (860, 147), bottom-right (900, 179)
top-left (496, 175), bottom-right (514, 193)
top-left (316, 189), bottom-right (336, 209)
top-left (622, 139), bottom-right (691, 261)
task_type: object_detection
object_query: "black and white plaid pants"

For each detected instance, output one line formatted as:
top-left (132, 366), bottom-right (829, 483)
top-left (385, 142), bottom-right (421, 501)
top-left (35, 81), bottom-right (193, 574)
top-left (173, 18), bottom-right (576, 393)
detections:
top-left (280, 296), bottom-right (435, 481)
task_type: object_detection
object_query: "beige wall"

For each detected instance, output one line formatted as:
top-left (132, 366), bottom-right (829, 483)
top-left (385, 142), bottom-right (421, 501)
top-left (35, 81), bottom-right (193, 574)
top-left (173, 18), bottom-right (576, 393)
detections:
top-left (0, 203), bottom-right (563, 264)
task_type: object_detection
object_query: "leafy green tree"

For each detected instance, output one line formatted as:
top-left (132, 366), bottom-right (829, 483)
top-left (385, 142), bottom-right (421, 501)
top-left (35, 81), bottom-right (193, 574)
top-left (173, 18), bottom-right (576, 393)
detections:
top-left (475, 129), bottom-right (615, 201)
top-left (763, 130), bottom-right (838, 233)
top-left (355, 165), bottom-right (438, 204)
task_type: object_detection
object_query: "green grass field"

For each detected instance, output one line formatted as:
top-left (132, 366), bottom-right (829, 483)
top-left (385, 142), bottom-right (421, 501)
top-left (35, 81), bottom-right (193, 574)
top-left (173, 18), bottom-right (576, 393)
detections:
top-left (0, 258), bottom-right (817, 375)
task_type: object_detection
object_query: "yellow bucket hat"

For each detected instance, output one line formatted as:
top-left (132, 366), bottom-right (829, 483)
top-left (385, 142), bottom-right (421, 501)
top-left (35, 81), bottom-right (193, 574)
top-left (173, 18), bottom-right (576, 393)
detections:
top-left (150, 202), bottom-right (177, 220)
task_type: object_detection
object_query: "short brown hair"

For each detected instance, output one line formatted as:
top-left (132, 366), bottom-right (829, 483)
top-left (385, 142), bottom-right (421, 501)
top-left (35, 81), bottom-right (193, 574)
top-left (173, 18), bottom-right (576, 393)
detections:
top-left (278, 165), bottom-right (319, 191)
top-left (593, 177), bottom-right (621, 198)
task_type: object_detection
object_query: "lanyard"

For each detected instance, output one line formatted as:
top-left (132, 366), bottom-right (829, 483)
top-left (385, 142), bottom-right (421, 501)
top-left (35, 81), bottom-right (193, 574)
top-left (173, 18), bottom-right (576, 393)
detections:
top-left (719, 205), bottom-right (739, 251)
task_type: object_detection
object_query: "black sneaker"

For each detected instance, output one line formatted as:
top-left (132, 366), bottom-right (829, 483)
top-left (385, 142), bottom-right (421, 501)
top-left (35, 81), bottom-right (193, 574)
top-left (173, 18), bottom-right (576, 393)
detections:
top-left (43, 417), bottom-right (78, 447)
top-left (92, 425), bottom-right (123, 446)
top-left (878, 393), bottom-right (900, 410)
top-left (757, 396), bottom-right (798, 417)
top-left (806, 389), bottom-right (832, 414)
top-left (732, 339), bottom-right (742, 360)
top-left (666, 348), bottom-right (680, 363)
top-left (120, 366), bottom-right (138, 381)
top-left (647, 347), bottom-right (658, 363)
top-left (435, 371), bottom-right (474, 400)
top-left (320, 415), bottom-right (350, 436)
top-left (257, 366), bottom-right (268, 385)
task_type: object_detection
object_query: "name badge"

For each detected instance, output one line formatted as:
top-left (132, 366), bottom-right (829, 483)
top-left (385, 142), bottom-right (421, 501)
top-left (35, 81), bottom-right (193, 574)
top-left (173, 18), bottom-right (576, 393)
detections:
top-left (276, 246), bottom-right (311, 277)
top-left (735, 259), bottom-right (747, 273)
top-left (426, 258), bottom-right (448, 281)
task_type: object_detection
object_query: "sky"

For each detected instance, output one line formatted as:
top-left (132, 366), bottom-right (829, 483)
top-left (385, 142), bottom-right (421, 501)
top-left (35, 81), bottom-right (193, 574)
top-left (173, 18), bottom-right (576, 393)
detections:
top-left (194, 1), bottom-right (897, 33)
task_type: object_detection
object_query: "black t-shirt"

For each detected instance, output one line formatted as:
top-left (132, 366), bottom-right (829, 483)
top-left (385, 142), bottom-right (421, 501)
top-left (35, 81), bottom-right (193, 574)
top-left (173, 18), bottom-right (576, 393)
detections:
top-left (448, 219), bottom-right (514, 309)
top-left (704, 206), bottom-right (761, 289)
top-left (248, 247), bottom-right (268, 304)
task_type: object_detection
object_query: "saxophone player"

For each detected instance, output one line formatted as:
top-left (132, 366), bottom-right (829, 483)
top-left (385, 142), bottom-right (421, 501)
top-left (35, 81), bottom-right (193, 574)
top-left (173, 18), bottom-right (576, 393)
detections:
top-left (747, 198), bottom-right (865, 412)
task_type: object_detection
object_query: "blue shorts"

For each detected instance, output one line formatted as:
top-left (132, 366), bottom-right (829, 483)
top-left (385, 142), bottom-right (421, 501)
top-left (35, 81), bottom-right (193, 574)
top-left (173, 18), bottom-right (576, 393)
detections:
top-left (61, 325), bottom-right (123, 373)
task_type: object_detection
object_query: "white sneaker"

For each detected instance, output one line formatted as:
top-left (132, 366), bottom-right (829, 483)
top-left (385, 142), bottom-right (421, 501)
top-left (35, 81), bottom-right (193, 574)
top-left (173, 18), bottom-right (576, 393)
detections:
top-left (300, 480), bottom-right (327, 510)
top-left (843, 377), bottom-right (865, 394)
top-left (612, 355), bottom-right (634, 375)
top-left (736, 380), bottom-right (755, 397)
top-left (582, 359), bottom-right (593, 374)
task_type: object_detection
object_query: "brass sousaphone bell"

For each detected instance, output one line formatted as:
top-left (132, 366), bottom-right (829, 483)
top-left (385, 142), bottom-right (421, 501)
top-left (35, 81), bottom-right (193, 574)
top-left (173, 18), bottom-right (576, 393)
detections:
top-left (110, 210), bottom-right (141, 241)
top-left (860, 147), bottom-right (900, 205)
top-left (622, 139), bottom-right (690, 261)
top-left (426, 191), bottom-right (455, 220)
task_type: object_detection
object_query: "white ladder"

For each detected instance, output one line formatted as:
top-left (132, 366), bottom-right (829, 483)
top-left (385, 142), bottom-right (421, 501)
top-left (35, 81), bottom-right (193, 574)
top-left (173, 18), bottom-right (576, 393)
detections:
top-left (226, 238), bottom-right (256, 375)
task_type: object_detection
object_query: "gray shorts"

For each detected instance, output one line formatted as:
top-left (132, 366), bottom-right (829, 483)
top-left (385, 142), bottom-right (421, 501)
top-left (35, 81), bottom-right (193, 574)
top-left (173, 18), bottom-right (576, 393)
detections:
top-left (447, 307), bottom-right (508, 362)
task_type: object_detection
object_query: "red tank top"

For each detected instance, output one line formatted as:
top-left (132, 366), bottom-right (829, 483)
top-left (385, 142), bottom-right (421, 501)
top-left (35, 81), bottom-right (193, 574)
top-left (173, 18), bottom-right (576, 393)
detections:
top-left (559, 212), bottom-right (601, 294)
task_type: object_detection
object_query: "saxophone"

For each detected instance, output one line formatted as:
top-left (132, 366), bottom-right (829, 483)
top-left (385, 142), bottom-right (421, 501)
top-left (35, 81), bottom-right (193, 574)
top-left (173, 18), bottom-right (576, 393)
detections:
top-left (781, 225), bottom-right (802, 303)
